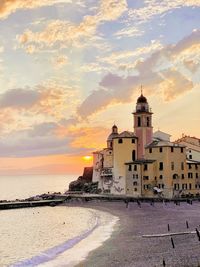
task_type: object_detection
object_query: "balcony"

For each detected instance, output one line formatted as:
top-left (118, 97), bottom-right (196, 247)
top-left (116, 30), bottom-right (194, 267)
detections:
top-left (100, 168), bottom-right (113, 177)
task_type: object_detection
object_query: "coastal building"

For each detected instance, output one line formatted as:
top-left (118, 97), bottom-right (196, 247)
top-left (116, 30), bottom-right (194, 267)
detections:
top-left (175, 135), bottom-right (200, 162)
top-left (92, 93), bottom-right (200, 199)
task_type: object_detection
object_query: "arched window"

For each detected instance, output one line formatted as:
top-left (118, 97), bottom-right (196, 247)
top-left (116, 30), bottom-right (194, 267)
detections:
top-left (132, 150), bottom-right (136, 161)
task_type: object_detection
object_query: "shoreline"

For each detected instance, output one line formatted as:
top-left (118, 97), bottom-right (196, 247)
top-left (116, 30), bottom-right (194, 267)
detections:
top-left (70, 201), bottom-right (200, 267)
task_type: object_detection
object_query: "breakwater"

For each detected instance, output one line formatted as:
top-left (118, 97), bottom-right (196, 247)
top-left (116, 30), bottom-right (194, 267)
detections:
top-left (0, 199), bottom-right (64, 210)
top-left (1, 193), bottom-right (200, 210)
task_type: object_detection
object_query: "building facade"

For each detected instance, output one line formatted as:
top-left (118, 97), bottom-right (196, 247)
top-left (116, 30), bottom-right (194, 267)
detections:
top-left (92, 93), bottom-right (200, 199)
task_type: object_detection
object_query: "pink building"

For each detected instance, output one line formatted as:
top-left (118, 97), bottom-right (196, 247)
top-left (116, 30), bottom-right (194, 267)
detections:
top-left (133, 93), bottom-right (153, 159)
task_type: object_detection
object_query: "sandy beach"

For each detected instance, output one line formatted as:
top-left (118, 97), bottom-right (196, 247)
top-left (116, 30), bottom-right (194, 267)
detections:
top-left (72, 200), bottom-right (200, 267)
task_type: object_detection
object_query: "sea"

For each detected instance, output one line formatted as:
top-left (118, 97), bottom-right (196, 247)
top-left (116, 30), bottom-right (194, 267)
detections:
top-left (0, 175), bottom-right (118, 267)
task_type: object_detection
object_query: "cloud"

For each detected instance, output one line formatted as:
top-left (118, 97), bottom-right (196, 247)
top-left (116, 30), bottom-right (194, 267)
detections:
top-left (0, 88), bottom-right (40, 108)
top-left (98, 41), bottom-right (163, 66)
top-left (99, 0), bottom-right (127, 21)
top-left (114, 27), bottom-right (143, 39)
top-left (0, 121), bottom-right (107, 157)
top-left (128, 0), bottom-right (200, 24)
top-left (17, 0), bottom-right (127, 51)
top-left (53, 55), bottom-right (68, 69)
top-left (159, 69), bottom-right (193, 101)
top-left (0, 81), bottom-right (80, 135)
top-left (77, 30), bottom-right (199, 118)
top-left (0, 0), bottom-right (73, 20)
top-left (66, 126), bottom-right (108, 150)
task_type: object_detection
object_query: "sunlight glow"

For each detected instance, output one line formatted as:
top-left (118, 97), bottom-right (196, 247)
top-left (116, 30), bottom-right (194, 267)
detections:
top-left (82, 156), bottom-right (93, 162)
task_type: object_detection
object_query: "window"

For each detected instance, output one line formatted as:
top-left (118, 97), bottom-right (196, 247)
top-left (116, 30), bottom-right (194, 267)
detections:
top-left (189, 183), bottom-right (192, 190)
top-left (162, 184), bottom-right (165, 189)
top-left (174, 184), bottom-right (179, 190)
top-left (173, 174), bottom-right (177, 179)
top-left (149, 148), bottom-right (152, 153)
top-left (159, 162), bottom-right (163, 170)
top-left (147, 117), bottom-right (150, 127)
top-left (143, 184), bottom-right (149, 190)
top-left (189, 155), bottom-right (192, 159)
top-left (132, 138), bottom-right (135, 143)
top-left (133, 174), bottom-right (135, 179)
top-left (134, 188), bottom-right (137, 191)
top-left (159, 175), bottom-right (163, 179)
top-left (171, 147), bottom-right (174, 152)
top-left (181, 174), bottom-right (184, 179)
top-left (196, 173), bottom-right (198, 179)
top-left (138, 117), bottom-right (141, 127)
top-left (132, 150), bottom-right (136, 161)
top-left (182, 184), bottom-right (188, 190)
top-left (159, 147), bottom-right (163, 153)
top-left (144, 164), bottom-right (148, 171)
top-left (128, 165), bottom-right (132, 171)
top-left (143, 176), bottom-right (149, 180)
top-left (118, 138), bottom-right (123, 144)
top-left (195, 164), bottom-right (198, 170)
top-left (171, 162), bottom-right (174, 171)
top-left (188, 173), bottom-right (193, 178)
top-left (181, 162), bottom-right (184, 170)
top-left (135, 174), bottom-right (138, 179)
top-left (188, 164), bottom-right (192, 169)
top-left (133, 181), bottom-right (137, 186)
top-left (181, 147), bottom-right (184, 153)
top-left (134, 165), bottom-right (137, 171)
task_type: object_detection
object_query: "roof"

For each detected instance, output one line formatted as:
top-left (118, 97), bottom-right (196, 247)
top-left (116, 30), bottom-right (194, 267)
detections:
top-left (107, 132), bottom-right (119, 141)
top-left (153, 130), bottom-right (171, 141)
top-left (113, 131), bottom-right (137, 139)
top-left (146, 140), bottom-right (185, 148)
top-left (125, 159), bottom-right (156, 165)
top-left (137, 94), bottom-right (147, 104)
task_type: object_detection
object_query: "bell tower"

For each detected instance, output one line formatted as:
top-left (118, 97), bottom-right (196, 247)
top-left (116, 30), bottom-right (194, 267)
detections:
top-left (133, 89), bottom-right (153, 159)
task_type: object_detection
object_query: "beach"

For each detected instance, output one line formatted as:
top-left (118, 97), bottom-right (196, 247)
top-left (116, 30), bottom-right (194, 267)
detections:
top-left (72, 200), bottom-right (200, 267)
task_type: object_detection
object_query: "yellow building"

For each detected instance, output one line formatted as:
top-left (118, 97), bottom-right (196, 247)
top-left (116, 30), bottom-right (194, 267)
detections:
top-left (92, 93), bottom-right (200, 198)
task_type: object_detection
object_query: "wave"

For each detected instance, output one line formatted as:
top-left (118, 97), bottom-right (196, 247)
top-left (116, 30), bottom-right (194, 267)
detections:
top-left (11, 212), bottom-right (100, 267)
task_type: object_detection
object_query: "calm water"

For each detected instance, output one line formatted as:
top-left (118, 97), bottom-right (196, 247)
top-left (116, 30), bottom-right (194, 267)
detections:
top-left (0, 174), bottom-right (77, 200)
top-left (0, 175), bottom-right (119, 266)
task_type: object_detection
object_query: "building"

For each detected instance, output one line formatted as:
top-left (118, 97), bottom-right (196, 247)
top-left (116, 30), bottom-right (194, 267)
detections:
top-left (92, 93), bottom-right (200, 199)
top-left (175, 135), bottom-right (200, 162)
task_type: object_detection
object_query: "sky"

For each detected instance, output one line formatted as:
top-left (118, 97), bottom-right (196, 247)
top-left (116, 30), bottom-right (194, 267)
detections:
top-left (0, 0), bottom-right (199, 175)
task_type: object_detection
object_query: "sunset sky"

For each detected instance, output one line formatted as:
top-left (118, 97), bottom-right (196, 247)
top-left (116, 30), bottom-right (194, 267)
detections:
top-left (0, 0), bottom-right (199, 175)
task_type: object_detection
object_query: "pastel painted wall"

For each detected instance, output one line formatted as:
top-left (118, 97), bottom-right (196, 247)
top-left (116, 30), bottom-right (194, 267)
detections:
top-left (112, 137), bottom-right (137, 194)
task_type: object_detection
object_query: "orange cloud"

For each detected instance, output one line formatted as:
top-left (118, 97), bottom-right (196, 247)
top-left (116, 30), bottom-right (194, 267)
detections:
top-left (56, 125), bottom-right (108, 150)
top-left (17, 0), bottom-right (127, 51)
top-left (0, 0), bottom-right (72, 20)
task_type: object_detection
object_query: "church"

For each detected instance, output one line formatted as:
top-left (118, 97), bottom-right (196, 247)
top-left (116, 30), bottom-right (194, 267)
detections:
top-left (92, 93), bottom-right (200, 199)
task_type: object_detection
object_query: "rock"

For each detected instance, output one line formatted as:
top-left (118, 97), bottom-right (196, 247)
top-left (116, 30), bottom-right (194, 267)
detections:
top-left (68, 167), bottom-right (99, 193)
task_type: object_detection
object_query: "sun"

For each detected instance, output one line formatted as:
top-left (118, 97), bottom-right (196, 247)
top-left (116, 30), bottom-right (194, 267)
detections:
top-left (82, 155), bottom-right (93, 161)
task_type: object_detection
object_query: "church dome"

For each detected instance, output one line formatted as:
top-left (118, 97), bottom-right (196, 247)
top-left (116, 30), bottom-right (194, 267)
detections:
top-left (107, 132), bottom-right (118, 141)
top-left (107, 124), bottom-right (118, 141)
top-left (137, 94), bottom-right (147, 103)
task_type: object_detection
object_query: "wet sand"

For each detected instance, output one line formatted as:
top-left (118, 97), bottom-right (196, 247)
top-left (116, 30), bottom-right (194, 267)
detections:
top-left (73, 200), bottom-right (200, 267)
